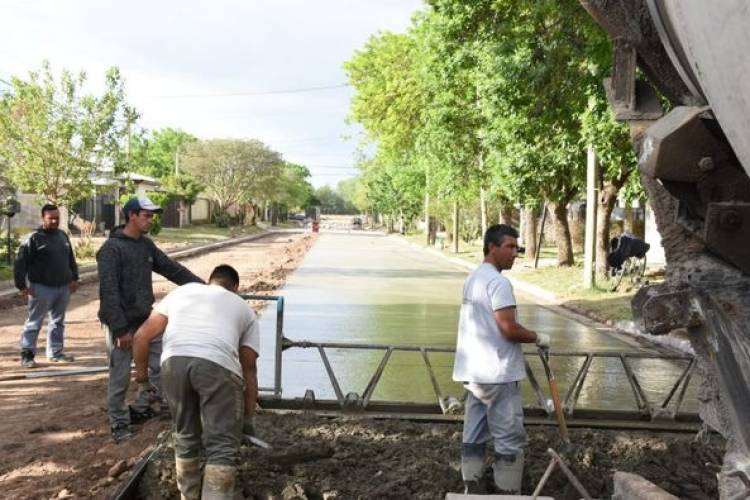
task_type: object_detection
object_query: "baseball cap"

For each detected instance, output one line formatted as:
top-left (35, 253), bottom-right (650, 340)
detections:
top-left (122, 195), bottom-right (163, 215)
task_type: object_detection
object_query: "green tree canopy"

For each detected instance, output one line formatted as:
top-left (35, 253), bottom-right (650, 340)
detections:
top-left (128, 127), bottom-right (198, 178)
top-left (181, 138), bottom-right (283, 213)
top-left (0, 61), bottom-right (133, 208)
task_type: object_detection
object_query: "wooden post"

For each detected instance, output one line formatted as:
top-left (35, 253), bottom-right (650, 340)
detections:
top-left (452, 200), bottom-right (459, 254)
top-left (583, 146), bottom-right (598, 288)
top-left (534, 205), bottom-right (547, 269)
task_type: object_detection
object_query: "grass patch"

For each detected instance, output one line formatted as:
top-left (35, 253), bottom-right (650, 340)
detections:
top-left (507, 264), bottom-right (639, 322)
top-left (0, 266), bottom-right (12, 281)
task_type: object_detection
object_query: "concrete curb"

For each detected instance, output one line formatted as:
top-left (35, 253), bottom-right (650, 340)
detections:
top-left (0, 229), bottom-right (294, 309)
top-left (393, 235), bottom-right (693, 355)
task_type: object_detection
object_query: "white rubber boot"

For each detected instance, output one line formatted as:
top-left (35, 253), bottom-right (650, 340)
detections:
top-left (461, 443), bottom-right (486, 494)
top-left (493, 449), bottom-right (524, 494)
top-left (201, 464), bottom-right (236, 500)
top-left (174, 457), bottom-right (201, 500)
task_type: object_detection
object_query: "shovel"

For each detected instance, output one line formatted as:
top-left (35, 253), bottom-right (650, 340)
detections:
top-left (538, 346), bottom-right (574, 453)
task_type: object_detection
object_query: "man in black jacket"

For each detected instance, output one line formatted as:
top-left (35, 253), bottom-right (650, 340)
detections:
top-left (15, 204), bottom-right (79, 368)
top-left (97, 195), bottom-right (203, 442)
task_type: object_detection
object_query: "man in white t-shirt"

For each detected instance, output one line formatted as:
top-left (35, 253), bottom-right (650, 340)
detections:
top-left (452, 224), bottom-right (550, 494)
top-left (133, 264), bottom-right (259, 500)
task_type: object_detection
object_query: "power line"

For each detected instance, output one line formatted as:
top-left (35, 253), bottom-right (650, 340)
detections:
top-left (271, 135), bottom-right (350, 145)
top-left (142, 83), bottom-right (348, 99)
top-left (305, 165), bottom-right (359, 170)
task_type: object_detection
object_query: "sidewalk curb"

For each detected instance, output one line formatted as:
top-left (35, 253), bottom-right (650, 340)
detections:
top-left (0, 229), bottom-right (292, 309)
top-left (394, 235), bottom-right (693, 355)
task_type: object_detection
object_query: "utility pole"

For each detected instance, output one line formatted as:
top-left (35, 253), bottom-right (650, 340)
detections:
top-left (583, 145), bottom-right (598, 289)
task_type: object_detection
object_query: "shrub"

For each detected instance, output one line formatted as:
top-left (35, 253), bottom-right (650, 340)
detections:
top-left (74, 220), bottom-right (96, 259)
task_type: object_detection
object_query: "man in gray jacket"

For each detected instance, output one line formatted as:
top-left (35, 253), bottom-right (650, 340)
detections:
top-left (97, 195), bottom-right (203, 442)
top-left (15, 204), bottom-right (79, 368)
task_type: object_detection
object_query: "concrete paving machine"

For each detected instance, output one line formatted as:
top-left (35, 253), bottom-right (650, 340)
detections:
top-left (580, 1), bottom-right (750, 497)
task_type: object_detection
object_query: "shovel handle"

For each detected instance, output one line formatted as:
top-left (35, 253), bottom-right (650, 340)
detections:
top-left (538, 348), bottom-right (570, 445)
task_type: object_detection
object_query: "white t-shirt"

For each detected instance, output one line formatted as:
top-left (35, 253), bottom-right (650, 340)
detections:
top-left (452, 262), bottom-right (525, 384)
top-left (154, 283), bottom-right (260, 378)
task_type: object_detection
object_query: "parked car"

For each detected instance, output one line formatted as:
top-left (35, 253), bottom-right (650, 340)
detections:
top-left (289, 213), bottom-right (306, 221)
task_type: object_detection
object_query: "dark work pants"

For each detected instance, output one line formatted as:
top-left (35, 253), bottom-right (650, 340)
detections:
top-left (162, 356), bottom-right (244, 466)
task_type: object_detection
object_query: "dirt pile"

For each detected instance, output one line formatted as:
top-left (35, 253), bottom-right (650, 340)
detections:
top-left (141, 412), bottom-right (724, 499)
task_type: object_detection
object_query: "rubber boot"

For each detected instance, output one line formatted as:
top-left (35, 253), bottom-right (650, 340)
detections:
top-left (175, 457), bottom-right (201, 500)
top-left (461, 443), bottom-right (487, 494)
top-left (201, 464), bottom-right (236, 500)
top-left (493, 449), bottom-right (524, 494)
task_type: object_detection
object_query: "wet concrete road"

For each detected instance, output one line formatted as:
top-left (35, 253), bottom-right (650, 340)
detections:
top-left (256, 232), bottom-right (697, 412)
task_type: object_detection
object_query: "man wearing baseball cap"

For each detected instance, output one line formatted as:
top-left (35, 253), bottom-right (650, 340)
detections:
top-left (97, 195), bottom-right (204, 442)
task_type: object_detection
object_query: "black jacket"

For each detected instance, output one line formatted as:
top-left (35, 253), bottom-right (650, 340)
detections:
top-left (96, 226), bottom-right (203, 337)
top-left (14, 228), bottom-right (79, 289)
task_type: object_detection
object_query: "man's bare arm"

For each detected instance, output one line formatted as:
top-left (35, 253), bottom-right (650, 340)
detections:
top-left (239, 346), bottom-right (258, 417)
top-left (494, 307), bottom-right (539, 344)
top-left (132, 312), bottom-right (168, 382)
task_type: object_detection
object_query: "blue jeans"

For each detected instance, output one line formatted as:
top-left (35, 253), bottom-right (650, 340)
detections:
top-left (20, 282), bottom-right (71, 358)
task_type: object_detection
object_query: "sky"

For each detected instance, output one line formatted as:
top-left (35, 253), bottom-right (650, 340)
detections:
top-left (0, 0), bottom-right (424, 187)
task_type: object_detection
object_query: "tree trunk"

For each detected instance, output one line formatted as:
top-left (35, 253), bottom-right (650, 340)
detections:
top-left (425, 191), bottom-right (431, 245)
top-left (499, 205), bottom-right (514, 225)
top-left (270, 203), bottom-right (278, 226)
top-left (596, 182), bottom-right (620, 278)
top-left (549, 201), bottom-right (574, 266)
top-left (523, 206), bottom-right (538, 258)
top-left (452, 200), bottom-right (459, 253)
top-left (480, 188), bottom-right (488, 236)
top-left (623, 200), bottom-right (634, 234)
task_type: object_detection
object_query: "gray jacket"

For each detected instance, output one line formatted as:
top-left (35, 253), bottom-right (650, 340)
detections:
top-left (96, 226), bottom-right (203, 337)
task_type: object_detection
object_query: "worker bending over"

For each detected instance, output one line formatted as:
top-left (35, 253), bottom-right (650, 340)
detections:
top-left (133, 264), bottom-right (259, 500)
top-left (452, 224), bottom-right (550, 494)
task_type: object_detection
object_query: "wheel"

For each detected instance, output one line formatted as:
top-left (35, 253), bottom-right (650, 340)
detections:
top-left (600, 265), bottom-right (626, 292)
top-left (627, 256), bottom-right (647, 288)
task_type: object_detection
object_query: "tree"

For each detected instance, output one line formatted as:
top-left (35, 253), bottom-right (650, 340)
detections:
top-left (181, 138), bottom-right (283, 217)
top-left (128, 127), bottom-right (198, 178)
top-left (345, 28), bottom-right (433, 237)
top-left (274, 162), bottom-right (313, 211)
top-left (0, 62), bottom-right (133, 208)
top-left (313, 185), bottom-right (357, 215)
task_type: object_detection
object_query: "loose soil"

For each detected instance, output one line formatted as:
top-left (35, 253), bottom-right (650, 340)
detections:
top-left (0, 232), bottom-right (317, 499)
top-left (140, 412), bottom-right (724, 499)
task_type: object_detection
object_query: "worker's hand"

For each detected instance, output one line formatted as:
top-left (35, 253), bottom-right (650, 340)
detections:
top-left (69, 281), bottom-right (79, 293)
top-left (116, 332), bottom-right (134, 349)
top-left (242, 416), bottom-right (256, 437)
top-left (20, 287), bottom-right (34, 298)
top-left (535, 333), bottom-right (551, 349)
